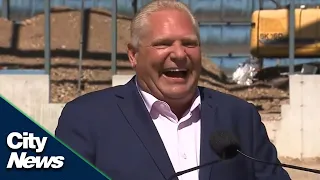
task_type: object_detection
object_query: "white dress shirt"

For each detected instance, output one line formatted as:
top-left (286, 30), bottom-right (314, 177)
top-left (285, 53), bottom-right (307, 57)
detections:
top-left (136, 82), bottom-right (201, 180)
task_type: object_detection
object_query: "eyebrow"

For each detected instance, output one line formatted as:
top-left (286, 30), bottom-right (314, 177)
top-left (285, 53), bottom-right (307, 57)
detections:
top-left (151, 35), bottom-right (199, 44)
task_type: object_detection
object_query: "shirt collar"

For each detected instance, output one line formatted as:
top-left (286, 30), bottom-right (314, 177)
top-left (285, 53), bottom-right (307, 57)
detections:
top-left (135, 77), bottom-right (201, 114)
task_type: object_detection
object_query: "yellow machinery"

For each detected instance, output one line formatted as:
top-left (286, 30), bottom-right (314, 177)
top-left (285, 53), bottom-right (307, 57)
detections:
top-left (250, 8), bottom-right (320, 58)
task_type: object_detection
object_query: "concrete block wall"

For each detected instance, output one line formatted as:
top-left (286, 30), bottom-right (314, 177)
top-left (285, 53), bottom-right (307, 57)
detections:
top-left (0, 75), bottom-right (65, 135)
top-left (275, 75), bottom-right (320, 159)
top-left (0, 75), bottom-right (50, 110)
top-left (112, 74), bottom-right (134, 86)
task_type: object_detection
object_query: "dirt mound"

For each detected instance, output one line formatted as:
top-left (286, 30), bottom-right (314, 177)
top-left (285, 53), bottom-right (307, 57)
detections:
top-left (0, 8), bottom-right (289, 114)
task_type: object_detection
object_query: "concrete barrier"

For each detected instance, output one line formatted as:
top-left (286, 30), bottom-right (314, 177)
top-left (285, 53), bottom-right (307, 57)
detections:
top-left (112, 74), bottom-right (134, 87)
top-left (275, 75), bottom-right (320, 159)
top-left (0, 75), bottom-right (65, 135)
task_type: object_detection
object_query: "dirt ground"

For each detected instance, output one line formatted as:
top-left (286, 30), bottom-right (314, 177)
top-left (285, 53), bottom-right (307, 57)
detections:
top-left (1, 8), bottom-right (318, 179)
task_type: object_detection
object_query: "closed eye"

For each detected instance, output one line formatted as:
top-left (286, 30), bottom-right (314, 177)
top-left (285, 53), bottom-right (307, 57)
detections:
top-left (150, 37), bottom-right (199, 49)
top-left (151, 40), bottom-right (173, 49)
top-left (182, 40), bottom-right (199, 48)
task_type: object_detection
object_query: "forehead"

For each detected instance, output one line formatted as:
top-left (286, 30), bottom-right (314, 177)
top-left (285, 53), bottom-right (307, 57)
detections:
top-left (146, 9), bottom-right (197, 40)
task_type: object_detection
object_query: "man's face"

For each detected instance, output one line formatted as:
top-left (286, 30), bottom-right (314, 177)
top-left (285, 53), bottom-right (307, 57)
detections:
top-left (128, 9), bottom-right (201, 101)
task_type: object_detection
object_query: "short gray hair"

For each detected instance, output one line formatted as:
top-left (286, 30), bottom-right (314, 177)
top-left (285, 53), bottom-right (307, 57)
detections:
top-left (130, 0), bottom-right (200, 49)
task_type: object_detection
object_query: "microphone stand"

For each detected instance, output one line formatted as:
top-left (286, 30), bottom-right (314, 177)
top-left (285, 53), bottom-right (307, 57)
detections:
top-left (237, 150), bottom-right (320, 174)
top-left (167, 159), bottom-right (221, 180)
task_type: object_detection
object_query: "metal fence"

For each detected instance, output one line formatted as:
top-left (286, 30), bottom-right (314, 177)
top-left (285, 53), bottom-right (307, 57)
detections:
top-left (1, 0), bottom-right (319, 71)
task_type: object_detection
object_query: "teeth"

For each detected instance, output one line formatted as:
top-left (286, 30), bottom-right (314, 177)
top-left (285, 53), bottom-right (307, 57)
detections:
top-left (164, 68), bottom-right (187, 72)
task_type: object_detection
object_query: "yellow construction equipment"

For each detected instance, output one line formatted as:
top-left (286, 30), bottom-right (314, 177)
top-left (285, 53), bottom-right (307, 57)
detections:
top-left (250, 8), bottom-right (320, 58)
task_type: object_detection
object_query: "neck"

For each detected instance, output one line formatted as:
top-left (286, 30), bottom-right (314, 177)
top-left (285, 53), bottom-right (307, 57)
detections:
top-left (136, 77), bottom-right (198, 119)
top-left (166, 95), bottom-right (195, 119)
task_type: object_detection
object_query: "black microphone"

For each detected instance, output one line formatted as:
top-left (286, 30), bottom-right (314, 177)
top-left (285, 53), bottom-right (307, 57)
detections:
top-left (210, 131), bottom-right (320, 174)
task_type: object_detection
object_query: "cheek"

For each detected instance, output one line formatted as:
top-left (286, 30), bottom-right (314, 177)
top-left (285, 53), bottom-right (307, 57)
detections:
top-left (135, 51), bottom-right (167, 77)
top-left (186, 50), bottom-right (201, 66)
top-left (186, 47), bottom-right (201, 56)
top-left (147, 50), bottom-right (169, 68)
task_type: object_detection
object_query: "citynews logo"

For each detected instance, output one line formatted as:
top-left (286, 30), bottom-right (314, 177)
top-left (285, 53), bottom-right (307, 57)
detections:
top-left (6, 132), bottom-right (65, 169)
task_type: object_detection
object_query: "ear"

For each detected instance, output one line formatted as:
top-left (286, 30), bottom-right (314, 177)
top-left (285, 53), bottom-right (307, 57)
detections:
top-left (127, 43), bottom-right (138, 69)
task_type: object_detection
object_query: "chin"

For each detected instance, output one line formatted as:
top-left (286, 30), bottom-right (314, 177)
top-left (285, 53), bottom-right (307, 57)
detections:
top-left (164, 88), bottom-right (193, 99)
top-left (166, 93), bottom-right (188, 99)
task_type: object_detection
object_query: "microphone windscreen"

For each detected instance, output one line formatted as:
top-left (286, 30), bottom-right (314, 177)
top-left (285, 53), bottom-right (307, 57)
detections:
top-left (209, 131), bottom-right (241, 160)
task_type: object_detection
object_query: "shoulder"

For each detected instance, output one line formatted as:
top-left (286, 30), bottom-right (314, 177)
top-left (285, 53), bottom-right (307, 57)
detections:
top-left (63, 85), bottom-right (125, 111)
top-left (57, 85), bottom-right (127, 131)
top-left (199, 86), bottom-right (255, 111)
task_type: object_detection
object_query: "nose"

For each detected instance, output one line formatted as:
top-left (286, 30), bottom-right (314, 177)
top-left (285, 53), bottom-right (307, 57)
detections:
top-left (170, 42), bottom-right (187, 61)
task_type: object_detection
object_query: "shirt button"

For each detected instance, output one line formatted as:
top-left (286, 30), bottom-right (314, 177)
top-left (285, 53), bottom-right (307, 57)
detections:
top-left (182, 153), bottom-right (187, 159)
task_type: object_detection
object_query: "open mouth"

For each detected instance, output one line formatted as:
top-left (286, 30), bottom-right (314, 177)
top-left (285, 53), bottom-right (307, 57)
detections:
top-left (162, 68), bottom-right (188, 78)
